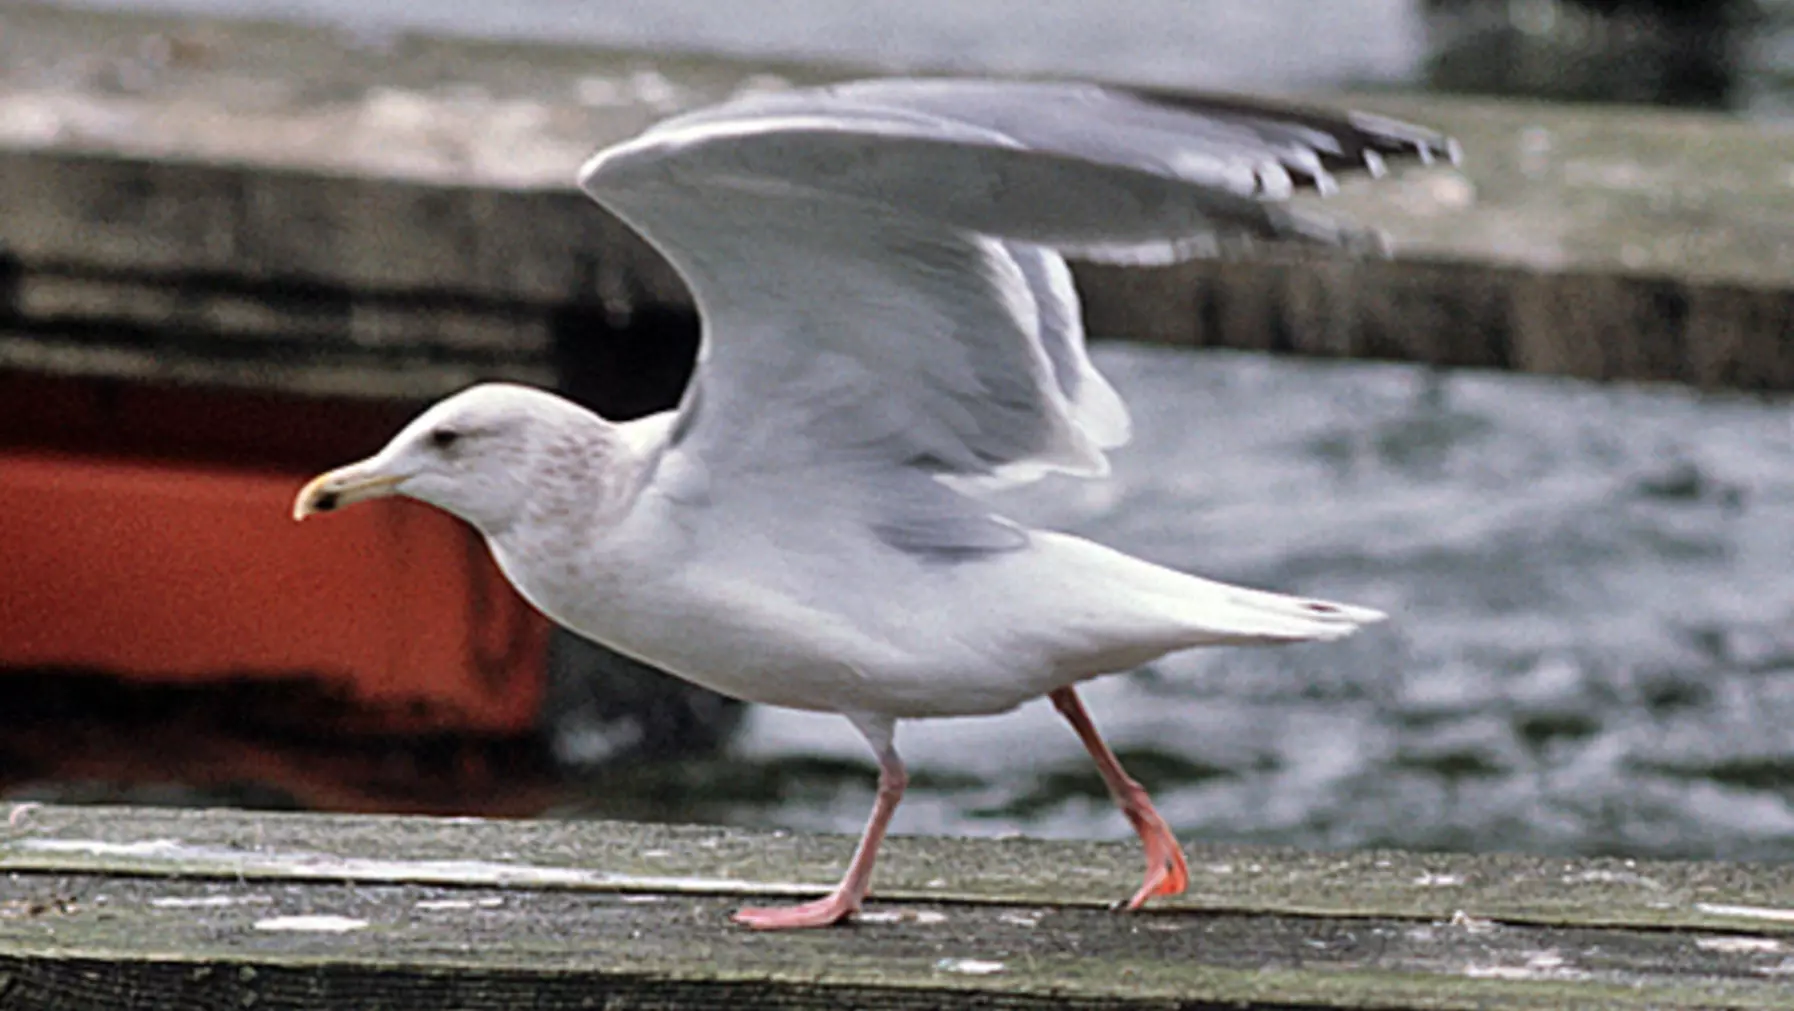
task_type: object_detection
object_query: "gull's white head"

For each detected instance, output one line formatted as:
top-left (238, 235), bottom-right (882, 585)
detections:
top-left (292, 382), bottom-right (611, 536)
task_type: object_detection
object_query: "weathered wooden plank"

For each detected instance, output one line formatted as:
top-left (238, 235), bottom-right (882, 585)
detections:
top-left (6, 805), bottom-right (1794, 936)
top-left (0, 3), bottom-right (1789, 397)
top-left (3, 806), bottom-right (1793, 1009)
top-left (5, 872), bottom-right (1793, 1011)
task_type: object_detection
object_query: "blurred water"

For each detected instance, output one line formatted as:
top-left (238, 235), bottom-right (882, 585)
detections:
top-left (562, 346), bottom-right (1794, 862)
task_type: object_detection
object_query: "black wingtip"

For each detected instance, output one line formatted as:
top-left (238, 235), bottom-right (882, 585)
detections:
top-left (1124, 86), bottom-right (1462, 192)
top-left (1344, 110), bottom-right (1461, 170)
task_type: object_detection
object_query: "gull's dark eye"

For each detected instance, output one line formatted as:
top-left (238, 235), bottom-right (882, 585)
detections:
top-left (430, 428), bottom-right (461, 450)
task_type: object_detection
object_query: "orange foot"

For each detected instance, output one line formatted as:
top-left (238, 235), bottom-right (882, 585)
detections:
top-left (1122, 800), bottom-right (1190, 910)
top-left (732, 893), bottom-right (860, 930)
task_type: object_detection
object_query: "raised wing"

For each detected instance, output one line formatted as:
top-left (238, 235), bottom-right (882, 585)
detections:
top-left (578, 78), bottom-right (1455, 554)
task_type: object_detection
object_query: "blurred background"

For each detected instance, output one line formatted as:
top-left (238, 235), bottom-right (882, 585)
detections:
top-left (43, 0), bottom-right (1794, 115)
top-left (2, 0), bottom-right (1793, 863)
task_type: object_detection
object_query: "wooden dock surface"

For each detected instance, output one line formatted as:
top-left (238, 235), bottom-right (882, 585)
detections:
top-left (3, 804), bottom-right (1793, 1009)
top-left (0, 3), bottom-right (1789, 395)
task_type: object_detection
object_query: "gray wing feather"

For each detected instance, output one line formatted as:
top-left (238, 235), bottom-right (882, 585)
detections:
top-left (581, 78), bottom-right (1456, 555)
top-left (598, 79), bottom-right (1455, 263)
top-left (835, 79), bottom-right (1458, 190)
top-left (1006, 242), bottom-right (1129, 450)
top-left (616, 198), bottom-right (1102, 483)
top-left (597, 102), bottom-right (1329, 264)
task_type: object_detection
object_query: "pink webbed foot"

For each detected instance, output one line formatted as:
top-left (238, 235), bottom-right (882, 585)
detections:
top-left (1049, 685), bottom-right (1191, 912)
top-left (729, 714), bottom-right (905, 931)
top-left (732, 891), bottom-right (861, 930)
top-left (1120, 794), bottom-right (1190, 910)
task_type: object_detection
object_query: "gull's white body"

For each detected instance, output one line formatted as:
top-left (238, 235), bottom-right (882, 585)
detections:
top-left (294, 78), bottom-right (1454, 928)
top-left (489, 452), bottom-right (1371, 719)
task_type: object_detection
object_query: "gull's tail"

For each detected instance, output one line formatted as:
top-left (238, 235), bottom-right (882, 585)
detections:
top-left (1199, 582), bottom-right (1386, 644)
top-left (1161, 574), bottom-right (1387, 648)
top-left (1006, 533), bottom-right (1387, 698)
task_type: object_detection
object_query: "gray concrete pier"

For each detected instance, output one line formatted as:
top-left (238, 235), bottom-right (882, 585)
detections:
top-left (0, 2), bottom-right (1788, 399)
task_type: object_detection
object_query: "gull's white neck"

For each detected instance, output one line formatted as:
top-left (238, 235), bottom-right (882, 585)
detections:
top-left (480, 407), bottom-right (670, 628)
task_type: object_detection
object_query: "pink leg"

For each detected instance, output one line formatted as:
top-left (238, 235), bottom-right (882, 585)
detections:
top-left (1049, 686), bottom-right (1189, 910)
top-left (733, 715), bottom-right (906, 930)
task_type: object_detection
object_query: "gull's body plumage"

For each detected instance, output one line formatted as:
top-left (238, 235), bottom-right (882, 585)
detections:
top-left (294, 78), bottom-right (1456, 929)
top-left (487, 426), bottom-right (1378, 720)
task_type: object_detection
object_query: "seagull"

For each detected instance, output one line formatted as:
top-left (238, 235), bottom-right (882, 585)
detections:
top-left (293, 78), bottom-right (1455, 930)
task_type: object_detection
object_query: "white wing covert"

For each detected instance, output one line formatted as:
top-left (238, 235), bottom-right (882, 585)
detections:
top-left (578, 79), bottom-right (1455, 556)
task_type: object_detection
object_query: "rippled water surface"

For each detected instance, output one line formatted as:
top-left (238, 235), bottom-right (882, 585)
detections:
top-left (591, 345), bottom-right (1794, 862)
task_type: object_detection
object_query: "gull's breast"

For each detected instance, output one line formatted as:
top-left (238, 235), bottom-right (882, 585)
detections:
top-left (486, 525), bottom-right (1052, 717)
